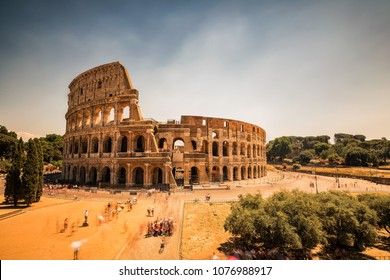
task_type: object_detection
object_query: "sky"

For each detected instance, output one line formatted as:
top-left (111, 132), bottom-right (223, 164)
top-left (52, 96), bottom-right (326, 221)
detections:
top-left (0, 0), bottom-right (389, 142)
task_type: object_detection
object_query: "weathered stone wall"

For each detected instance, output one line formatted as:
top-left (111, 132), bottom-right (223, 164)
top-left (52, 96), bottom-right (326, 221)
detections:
top-left (62, 62), bottom-right (267, 189)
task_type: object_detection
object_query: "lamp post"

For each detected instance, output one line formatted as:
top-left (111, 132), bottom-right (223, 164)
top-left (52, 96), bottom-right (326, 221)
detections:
top-left (312, 167), bottom-right (318, 194)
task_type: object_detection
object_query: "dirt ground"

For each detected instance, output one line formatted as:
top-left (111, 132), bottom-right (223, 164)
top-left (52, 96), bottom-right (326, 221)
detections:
top-left (1, 171), bottom-right (389, 260)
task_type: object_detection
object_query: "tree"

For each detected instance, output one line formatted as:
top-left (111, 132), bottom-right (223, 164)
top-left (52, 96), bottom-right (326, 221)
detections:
top-left (0, 125), bottom-right (18, 160)
top-left (33, 138), bottom-right (44, 202)
top-left (22, 139), bottom-right (39, 206)
top-left (345, 146), bottom-right (370, 166)
top-left (224, 191), bottom-right (325, 257)
top-left (4, 138), bottom-right (24, 206)
top-left (315, 191), bottom-right (377, 251)
top-left (270, 137), bottom-right (291, 162)
top-left (299, 150), bottom-right (315, 165)
top-left (314, 142), bottom-right (330, 156)
top-left (358, 194), bottom-right (390, 234)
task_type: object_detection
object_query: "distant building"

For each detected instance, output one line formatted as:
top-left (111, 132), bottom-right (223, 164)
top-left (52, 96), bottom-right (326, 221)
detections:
top-left (62, 62), bottom-right (266, 189)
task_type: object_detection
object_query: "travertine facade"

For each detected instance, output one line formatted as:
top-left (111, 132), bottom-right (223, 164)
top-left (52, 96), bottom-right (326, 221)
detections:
top-left (62, 62), bottom-right (266, 189)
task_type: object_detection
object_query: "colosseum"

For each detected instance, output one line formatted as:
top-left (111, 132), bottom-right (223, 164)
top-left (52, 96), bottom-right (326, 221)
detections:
top-left (62, 62), bottom-right (267, 190)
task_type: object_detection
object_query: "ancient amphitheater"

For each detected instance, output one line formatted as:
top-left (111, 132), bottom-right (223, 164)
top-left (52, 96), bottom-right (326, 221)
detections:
top-left (62, 62), bottom-right (266, 190)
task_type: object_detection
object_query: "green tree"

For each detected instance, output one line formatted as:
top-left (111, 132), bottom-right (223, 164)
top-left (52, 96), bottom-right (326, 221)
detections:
top-left (314, 142), bottom-right (330, 156)
top-left (224, 191), bottom-right (324, 256)
top-left (22, 139), bottom-right (39, 206)
top-left (358, 194), bottom-right (390, 234)
top-left (315, 191), bottom-right (377, 251)
top-left (271, 137), bottom-right (291, 162)
top-left (33, 138), bottom-right (44, 202)
top-left (4, 138), bottom-right (24, 206)
top-left (299, 150), bottom-right (315, 165)
top-left (345, 146), bottom-right (370, 166)
top-left (0, 125), bottom-right (18, 160)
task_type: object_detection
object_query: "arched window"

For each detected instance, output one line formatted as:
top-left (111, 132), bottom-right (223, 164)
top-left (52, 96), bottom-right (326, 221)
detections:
top-left (89, 167), bottom-right (97, 185)
top-left (212, 142), bottom-right (219, 156)
top-left (151, 167), bottom-right (163, 185)
top-left (91, 137), bottom-right (99, 153)
top-left (233, 167), bottom-right (239, 181)
top-left (223, 166), bottom-right (229, 181)
top-left (122, 106), bottom-right (130, 120)
top-left (136, 136), bottom-right (145, 152)
top-left (173, 139), bottom-right (184, 151)
top-left (102, 167), bottom-right (111, 183)
top-left (120, 136), bottom-right (128, 153)
top-left (241, 166), bottom-right (246, 180)
top-left (81, 138), bottom-right (88, 154)
top-left (79, 167), bottom-right (86, 184)
top-left (191, 140), bottom-right (197, 151)
top-left (103, 136), bottom-right (112, 153)
top-left (223, 141), bottom-right (229, 157)
top-left (134, 167), bottom-right (144, 186)
top-left (211, 166), bottom-right (220, 182)
top-left (109, 107), bottom-right (115, 122)
top-left (190, 167), bottom-right (199, 184)
top-left (158, 138), bottom-right (168, 151)
top-left (118, 167), bottom-right (126, 184)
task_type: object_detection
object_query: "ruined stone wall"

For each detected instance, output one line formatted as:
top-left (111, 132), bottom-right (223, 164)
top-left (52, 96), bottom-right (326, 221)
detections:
top-left (62, 62), bottom-right (267, 189)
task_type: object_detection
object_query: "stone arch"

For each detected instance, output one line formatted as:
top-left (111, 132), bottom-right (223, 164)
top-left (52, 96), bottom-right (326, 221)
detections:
top-left (79, 166), bottom-right (86, 184)
top-left (122, 106), bottom-right (130, 120)
top-left (190, 166), bottom-right (199, 184)
top-left (212, 142), bottom-right (219, 156)
top-left (91, 137), bottom-right (99, 153)
top-left (103, 136), bottom-right (112, 153)
top-left (74, 139), bottom-right (79, 154)
top-left (248, 166), bottom-right (252, 179)
top-left (72, 166), bottom-right (77, 181)
top-left (223, 141), bottom-right (229, 156)
top-left (247, 144), bottom-right (251, 158)
top-left (191, 140), bottom-right (197, 151)
top-left (211, 166), bottom-right (220, 182)
top-left (158, 138), bottom-right (168, 151)
top-left (81, 138), bottom-right (88, 154)
top-left (109, 107), bottom-right (115, 123)
top-left (151, 167), bottom-right (163, 185)
top-left (173, 138), bottom-right (185, 151)
top-left (223, 166), bottom-right (229, 181)
top-left (241, 166), bottom-right (246, 180)
top-left (133, 167), bottom-right (144, 186)
top-left (118, 167), bottom-right (126, 184)
top-left (89, 167), bottom-right (97, 185)
top-left (101, 166), bottom-right (111, 183)
top-left (135, 135), bottom-right (145, 152)
top-left (119, 136), bottom-right (128, 153)
top-left (233, 167), bottom-right (239, 181)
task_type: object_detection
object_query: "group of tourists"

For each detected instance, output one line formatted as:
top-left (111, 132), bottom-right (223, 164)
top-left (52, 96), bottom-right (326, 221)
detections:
top-left (146, 217), bottom-right (174, 238)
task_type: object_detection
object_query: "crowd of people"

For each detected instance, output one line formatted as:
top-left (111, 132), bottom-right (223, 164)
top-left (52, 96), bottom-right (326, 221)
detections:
top-left (146, 217), bottom-right (174, 238)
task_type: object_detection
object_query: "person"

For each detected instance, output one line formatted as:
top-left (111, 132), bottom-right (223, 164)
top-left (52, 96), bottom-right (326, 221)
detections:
top-left (71, 241), bottom-right (81, 260)
top-left (63, 218), bottom-right (68, 231)
top-left (212, 252), bottom-right (219, 260)
top-left (84, 210), bottom-right (89, 224)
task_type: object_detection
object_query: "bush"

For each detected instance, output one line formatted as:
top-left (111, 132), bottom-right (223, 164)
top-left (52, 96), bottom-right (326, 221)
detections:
top-left (292, 164), bottom-right (301, 170)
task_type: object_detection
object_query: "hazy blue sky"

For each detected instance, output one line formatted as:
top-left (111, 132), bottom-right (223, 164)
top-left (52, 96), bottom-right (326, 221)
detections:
top-left (1, 0), bottom-right (389, 141)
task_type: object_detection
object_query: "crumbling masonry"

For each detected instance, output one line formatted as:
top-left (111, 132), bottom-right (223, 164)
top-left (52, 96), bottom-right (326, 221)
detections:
top-left (62, 62), bottom-right (267, 189)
